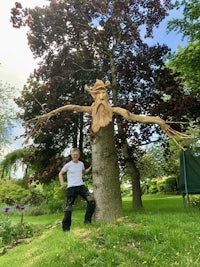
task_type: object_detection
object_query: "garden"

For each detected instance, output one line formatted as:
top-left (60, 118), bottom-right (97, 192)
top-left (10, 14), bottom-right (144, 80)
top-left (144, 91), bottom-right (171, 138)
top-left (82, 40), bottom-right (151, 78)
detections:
top-left (1, 177), bottom-right (200, 267)
top-left (1, 194), bottom-right (200, 267)
top-left (0, 0), bottom-right (200, 266)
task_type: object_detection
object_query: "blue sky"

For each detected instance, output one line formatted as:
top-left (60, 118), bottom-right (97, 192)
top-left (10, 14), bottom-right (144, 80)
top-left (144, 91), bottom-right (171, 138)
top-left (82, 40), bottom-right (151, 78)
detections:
top-left (147, 7), bottom-right (186, 51)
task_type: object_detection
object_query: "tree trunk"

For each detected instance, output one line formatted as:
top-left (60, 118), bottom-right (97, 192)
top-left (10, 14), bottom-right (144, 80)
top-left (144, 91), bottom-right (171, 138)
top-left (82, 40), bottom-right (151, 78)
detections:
top-left (130, 162), bottom-right (143, 209)
top-left (122, 142), bottom-right (143, 209)
top-left (92, 122), bottom-right (122, 223)
top-left (78, 113), bottom-right (84, 151)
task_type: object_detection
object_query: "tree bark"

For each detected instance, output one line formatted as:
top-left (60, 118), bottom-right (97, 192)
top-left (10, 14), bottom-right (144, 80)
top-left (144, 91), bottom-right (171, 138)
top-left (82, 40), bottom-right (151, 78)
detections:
top-left (91, 122), bottom-right (122, 223)
top-left (130, 162), bottom-right (143, 209)
top-left (121, 140), bottom-right (143, 208)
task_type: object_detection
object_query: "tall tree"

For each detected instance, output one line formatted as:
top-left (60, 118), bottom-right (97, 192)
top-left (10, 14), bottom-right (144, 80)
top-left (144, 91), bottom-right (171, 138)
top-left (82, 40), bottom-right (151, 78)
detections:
top-left (23, 78), bottom-right (191, 222)
top-left (11, 1), bottom-right (198, 216)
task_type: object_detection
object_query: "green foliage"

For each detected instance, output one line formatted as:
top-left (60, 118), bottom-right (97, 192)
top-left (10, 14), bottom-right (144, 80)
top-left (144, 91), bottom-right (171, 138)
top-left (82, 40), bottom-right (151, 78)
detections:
top-left (148, 184), bottom-right (158, 194)
top-left (168, 0), bottom-right (200, 41)
top-left (0, 183), bottom-right (30, 205)
top-left (167, 41), bottom-right (200, 92)
top-left (27, 186), bottom-right (45, 206)
top-left (27, 180), bottom-right (65, 215)
top-left (0, 206), bottom-right (36, 250)
top-left (156, 179), bottom-right (166, 192)
top-left (0, 178), bottom-right (65, 215)
top-left (0, 149), bottom-right (30, 179)
top-left (190, 195), bottom-right (200, 209)
top-left (43, 181), bottom-right (65, 214)
top-left (142, 176), bottom-right (178, 194)
top-left (167, 0), bottom-right (200, 92)
top-left (138, 143), bottom-right (180, 182)
top-left (157, 176), bottom-right (178, 193)
top-left (120, 184), bottom-right (132, 197)
top-left (0, 218), bottom-right (33, 245)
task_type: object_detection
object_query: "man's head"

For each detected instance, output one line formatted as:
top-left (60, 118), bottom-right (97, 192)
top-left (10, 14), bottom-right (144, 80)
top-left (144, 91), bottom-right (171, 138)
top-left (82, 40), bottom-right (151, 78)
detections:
top-left (70, 148), bottom-right (80, 163)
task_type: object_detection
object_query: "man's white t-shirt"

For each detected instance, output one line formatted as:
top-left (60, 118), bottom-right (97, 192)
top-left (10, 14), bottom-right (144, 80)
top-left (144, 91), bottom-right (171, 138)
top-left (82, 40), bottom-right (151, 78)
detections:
top-left (61, 160), bottom-right (85, 188)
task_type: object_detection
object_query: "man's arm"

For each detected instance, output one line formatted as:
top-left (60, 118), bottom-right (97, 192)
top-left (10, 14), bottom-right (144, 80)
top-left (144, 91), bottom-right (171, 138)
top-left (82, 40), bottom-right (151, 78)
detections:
top-left (83, 166), bottom-right (92, 175)
top-left (59, 170), bottom-right (66, 186)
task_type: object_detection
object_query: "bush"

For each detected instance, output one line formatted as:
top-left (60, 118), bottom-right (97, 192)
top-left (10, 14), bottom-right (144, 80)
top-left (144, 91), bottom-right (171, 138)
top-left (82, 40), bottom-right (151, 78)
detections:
top-left (0, 184), bottom-right (30, 205)
top-left (165, 176), bottom-right (177, 192)
top-left (157, 179), bottom-right (166, 192)
top-left (157, 176), bottom-right (177, 193)
top-left (144, 179), bottom-right (158, 194)
top-left (190, 195), bottom-right (200, 209)
top-left (148, 184), bottom-right (158, 194)
top-left (142, 176), bottom-right (178, 194)
top-left (42, 181), bottom-right (66, 213)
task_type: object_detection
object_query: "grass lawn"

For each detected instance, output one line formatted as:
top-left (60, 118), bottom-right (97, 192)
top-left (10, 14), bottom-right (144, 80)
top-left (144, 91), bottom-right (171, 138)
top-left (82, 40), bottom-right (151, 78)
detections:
top-left (1, 194), bottom-right (200, 267)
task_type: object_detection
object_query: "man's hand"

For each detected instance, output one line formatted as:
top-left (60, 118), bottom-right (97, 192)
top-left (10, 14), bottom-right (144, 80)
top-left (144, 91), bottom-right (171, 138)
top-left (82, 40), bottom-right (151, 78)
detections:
top-left (61, 184), bottom-right (67, 190)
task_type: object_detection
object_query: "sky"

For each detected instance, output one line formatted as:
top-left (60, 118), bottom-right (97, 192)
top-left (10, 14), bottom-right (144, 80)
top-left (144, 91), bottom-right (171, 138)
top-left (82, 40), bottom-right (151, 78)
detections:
top-left (0, 0), bottom-right (47, 88)
top-left (0, 1), bottom-right (185, 88)
top-left (0, 0), bottom-right (48, 155)
top-left (0, 0), bottom-right (186, 158)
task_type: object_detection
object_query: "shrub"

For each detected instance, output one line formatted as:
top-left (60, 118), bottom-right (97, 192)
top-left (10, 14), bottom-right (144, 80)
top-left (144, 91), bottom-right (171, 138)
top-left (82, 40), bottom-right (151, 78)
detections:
top-left (28, 188), bottom-right (45, 206)
top-left (0, 184), bottom-right (30, 205)
top-left (148, 184), bottom-right (158, 194)
top-left (190, 195), bottom-right (200, 209)
top-left (165, 176), bottom-right (177, 192)
top-left (157, 176), bottom-right (177, 193)
top-left (157, 179), bottom-right (166, 192)
top-left (145, 179), bottom-right (158, 194)
top-left (142, 176), bottom-right (178, 194)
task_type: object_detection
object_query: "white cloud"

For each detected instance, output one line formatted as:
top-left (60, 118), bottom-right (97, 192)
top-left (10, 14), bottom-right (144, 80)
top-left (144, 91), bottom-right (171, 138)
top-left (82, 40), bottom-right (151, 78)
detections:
top-left (0, 0), bottom-right (48, 88)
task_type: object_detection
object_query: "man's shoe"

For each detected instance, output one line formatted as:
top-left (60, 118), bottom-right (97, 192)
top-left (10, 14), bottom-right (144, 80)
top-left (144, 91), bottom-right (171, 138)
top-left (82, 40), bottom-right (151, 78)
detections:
top-left (84, 220), bottom-right (91, 224)
top-left (63, 228), bottom-right (70, 232)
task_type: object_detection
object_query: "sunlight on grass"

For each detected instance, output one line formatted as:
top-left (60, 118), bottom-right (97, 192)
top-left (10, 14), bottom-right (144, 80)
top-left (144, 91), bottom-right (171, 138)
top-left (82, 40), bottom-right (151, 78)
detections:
top-left (1, 195), bottom-right (200, 267)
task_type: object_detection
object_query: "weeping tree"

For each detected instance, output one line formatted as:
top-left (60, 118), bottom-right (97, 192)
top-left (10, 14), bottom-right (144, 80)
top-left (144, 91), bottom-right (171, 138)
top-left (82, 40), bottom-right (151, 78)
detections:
top-left (11, 1), bottom-right (198, 220)
top-left (0, 149), bottom-right (28, 179)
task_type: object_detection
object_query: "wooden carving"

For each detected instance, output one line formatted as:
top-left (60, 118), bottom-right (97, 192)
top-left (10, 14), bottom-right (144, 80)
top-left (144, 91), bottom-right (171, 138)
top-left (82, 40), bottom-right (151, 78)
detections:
top-left (24, 79), bottom-right (192, 148)
top-left (84, 79), bottom-right (113, 133)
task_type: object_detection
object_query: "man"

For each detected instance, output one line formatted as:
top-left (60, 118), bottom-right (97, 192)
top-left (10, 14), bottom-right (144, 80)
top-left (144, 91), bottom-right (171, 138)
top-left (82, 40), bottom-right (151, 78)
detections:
top-left (59, 148), bottom-right (95, 232)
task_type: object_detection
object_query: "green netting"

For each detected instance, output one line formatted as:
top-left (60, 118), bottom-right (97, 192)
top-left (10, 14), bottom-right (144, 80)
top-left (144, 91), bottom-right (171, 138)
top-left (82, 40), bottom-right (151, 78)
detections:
top-left (178, 150), bottom-right (200, 194)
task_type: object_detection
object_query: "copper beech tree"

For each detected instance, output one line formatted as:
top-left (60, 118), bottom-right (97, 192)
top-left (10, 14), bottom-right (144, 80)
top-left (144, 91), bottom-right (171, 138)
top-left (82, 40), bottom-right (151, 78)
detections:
top-left (11, 0), bottom-right (198, 221)
top-left (24, 79), bottom-right (191, 222)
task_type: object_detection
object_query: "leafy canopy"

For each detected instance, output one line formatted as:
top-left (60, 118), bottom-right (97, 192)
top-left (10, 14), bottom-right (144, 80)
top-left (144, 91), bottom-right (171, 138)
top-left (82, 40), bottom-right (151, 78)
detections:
top-left (10, 0), bottom-right (199, 182)
top-left (167, 0), bottom-right (200, 92)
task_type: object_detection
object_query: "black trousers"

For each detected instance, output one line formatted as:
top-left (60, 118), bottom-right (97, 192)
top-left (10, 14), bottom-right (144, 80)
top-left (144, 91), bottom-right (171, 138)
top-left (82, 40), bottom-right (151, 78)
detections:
top-left (62, 185), bottom-right (95, 231)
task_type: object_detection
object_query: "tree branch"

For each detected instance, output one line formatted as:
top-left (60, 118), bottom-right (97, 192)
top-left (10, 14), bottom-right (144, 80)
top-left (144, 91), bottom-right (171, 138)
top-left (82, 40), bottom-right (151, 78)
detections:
top-left (23, 105), bottom-right (92, 144)
top-left (23, 103), bottom-right (192, 150)
top-left (112, 107), bottom-right (193, 149)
